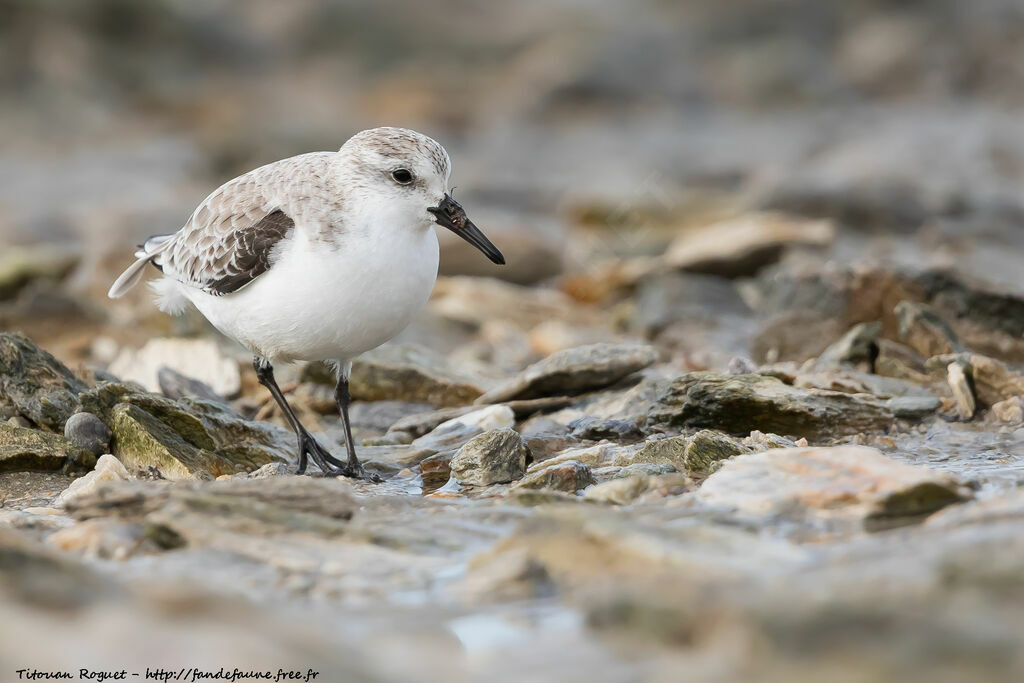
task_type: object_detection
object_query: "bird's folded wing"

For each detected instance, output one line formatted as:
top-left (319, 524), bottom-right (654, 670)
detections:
top-left (157, 179), bottom-right (296, 296)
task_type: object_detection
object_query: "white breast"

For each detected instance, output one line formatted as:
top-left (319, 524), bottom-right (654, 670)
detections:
top-left (179, 223), bottom-right (440, 363)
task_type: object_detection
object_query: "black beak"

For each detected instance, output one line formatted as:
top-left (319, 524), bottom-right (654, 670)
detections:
top-left (428, 194), bottom-right (505, 265)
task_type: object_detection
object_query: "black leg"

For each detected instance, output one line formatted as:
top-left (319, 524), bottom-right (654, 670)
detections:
top-left (253, 356), bottom-right (346, 476)
top-left (334, 370), bottom-right (380, 482)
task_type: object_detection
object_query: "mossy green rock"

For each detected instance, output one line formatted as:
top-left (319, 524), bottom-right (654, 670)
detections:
top-left (0, 333), bottom-right (88, 430)
top-left (0, 423), bottom-right (93, 473)
top-left (618, 431), bottom-right (749, 473)
top-left (79, 383), bottom-right (293, 480)
top-left (683, 430), bottom-right (751, 474)
top-left (647, 372), bottom-right (896, 438)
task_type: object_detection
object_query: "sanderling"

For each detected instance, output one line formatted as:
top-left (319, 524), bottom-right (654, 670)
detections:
top-left (108, 127), bottom-right (505, 478)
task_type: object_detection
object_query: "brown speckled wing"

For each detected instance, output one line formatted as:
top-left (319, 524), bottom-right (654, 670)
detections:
top-left (158, 178), bottom-right (295, 296)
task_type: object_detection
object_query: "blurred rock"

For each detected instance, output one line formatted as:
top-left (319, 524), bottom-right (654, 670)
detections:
top-left (78, 382), bottom-right (293, 480)
top-left (478, 343), bottom-right (658, 403)
top-left (632, 271), bottom-right (751, 337)
top-left (65, 476), bottom-right (357, 544)
top-left (63, 412), bottom-right (112, 456)
top-left (407, 405), bottom-right (516, 463)
top-left (109, 338), bottom-right (241, 399)
top-left (567, 416), bottom-right (641, 441)
top-left (665, 212), bottom-right (834, 278)
top-left (696, 446), bottom-right (970, 532)
top-left (350, 343), bottom-right (488, 407)
top-left (450, 428), bottom-right (528, 486)
top-left (0, 246), bottom-right (79, 301)
top-left (0, 332), bottom-right (87, 430)
top-left (56, 454), bottom-right (131, 507)
top-left (437, 215), bottom-right (563, 285)
top-left (157, 367), bottom-right (223, 402)
top-left (813, 321), bottom-right (880, 371)
top-left (646, 372), bottom-right (901, 438)
top-left (0, 423), bottom-right (93, 473)
top-left (47, 518), bottom-right (155, 560)
top-left (895, 301), bottom-right (960, 358)
top-left (430, 277), bottom-right (600, 331)
top-left (928, 352), bottom-right (1024, 408)
top-left (992, 397), bottom-right (1024, 424)
top-left (874, 339), bottom-right (930, 382)
top-left (582, 476), bottom-right (650, 505)
top-left (459, 547), bottom-right (555, 603)
top-left (682, 429), bottom-right (751, 474)
top-left (946, 360), bottom-right (976, 420)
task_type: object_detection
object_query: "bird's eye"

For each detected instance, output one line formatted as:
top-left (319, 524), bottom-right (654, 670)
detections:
top-left (391, 169), bottom-right (414, 184)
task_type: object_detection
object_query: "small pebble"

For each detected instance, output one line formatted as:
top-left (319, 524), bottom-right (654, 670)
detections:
top-left (64, 412), bottom-right (113, 456)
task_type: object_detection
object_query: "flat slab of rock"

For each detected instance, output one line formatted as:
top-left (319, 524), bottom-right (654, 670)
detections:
top-left (0, 423), bottom-right (93, 473)
top-left (478, 343), bottom-right (658, 404)
top-left (664, 212), bottom-right (834, 278)
top-left (64, 476), bottom-right (357, 544)
top-left (350, 343), bottom-right (489, 407)
top-left (647, 372), bottom-right (900, 438)
top-left (78, 382), bottom-right (293, 480)
top-left (696, 446), bottom-right (969, 530)
top-left (0, 332), bottom-right (88, 430)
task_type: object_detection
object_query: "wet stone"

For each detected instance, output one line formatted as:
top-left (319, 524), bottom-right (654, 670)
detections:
top-left (450, 428), bottom-right (529, 486)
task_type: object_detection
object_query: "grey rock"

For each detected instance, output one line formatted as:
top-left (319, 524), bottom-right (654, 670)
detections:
top-left (514, 460), bottom-right (596, 493)
top-left (157, 367), bottom-right (223, 402)
top-left (0, 332), bottom-right (88, 430)
top-left (63, 412), bottom-right (112, 456)
top-left (349, 343), bottom-right (488, 407)
top-left (814, 321), bottom-right (881, 370)
top-left (646, 372), bottom-right (899, 438)
top-left (895, 301), bottom-right (961, 358)
top-left (450, 428), bottom-right (528, 486)
top-left (886, 395), bottom-right (941, 419)
top-left (387, 405), bottom-right (476, 439)
top-left (348, 401), bottom-right (435, 432)
top-left (568, 416), bottom-right (642, 441)
top-left (478, 343), bottom-right (659, 404)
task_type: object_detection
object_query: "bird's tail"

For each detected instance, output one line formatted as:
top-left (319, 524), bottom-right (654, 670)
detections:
top-left (107, 234), bottom-right (174, 299)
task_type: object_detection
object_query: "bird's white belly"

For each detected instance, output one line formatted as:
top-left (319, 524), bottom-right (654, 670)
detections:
top-left (184, 227), bottom-right (440, 362)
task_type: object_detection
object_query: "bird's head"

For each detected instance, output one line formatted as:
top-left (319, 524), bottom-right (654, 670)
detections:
top-left (339, 127), bottom-right (504, 265)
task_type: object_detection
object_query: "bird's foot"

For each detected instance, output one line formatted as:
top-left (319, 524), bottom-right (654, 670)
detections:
top-left (296, 433), bottom-right (380, 482)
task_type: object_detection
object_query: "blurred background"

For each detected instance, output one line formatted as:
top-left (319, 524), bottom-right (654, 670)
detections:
top-left (4, 0), bottom-right (1024, 294)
